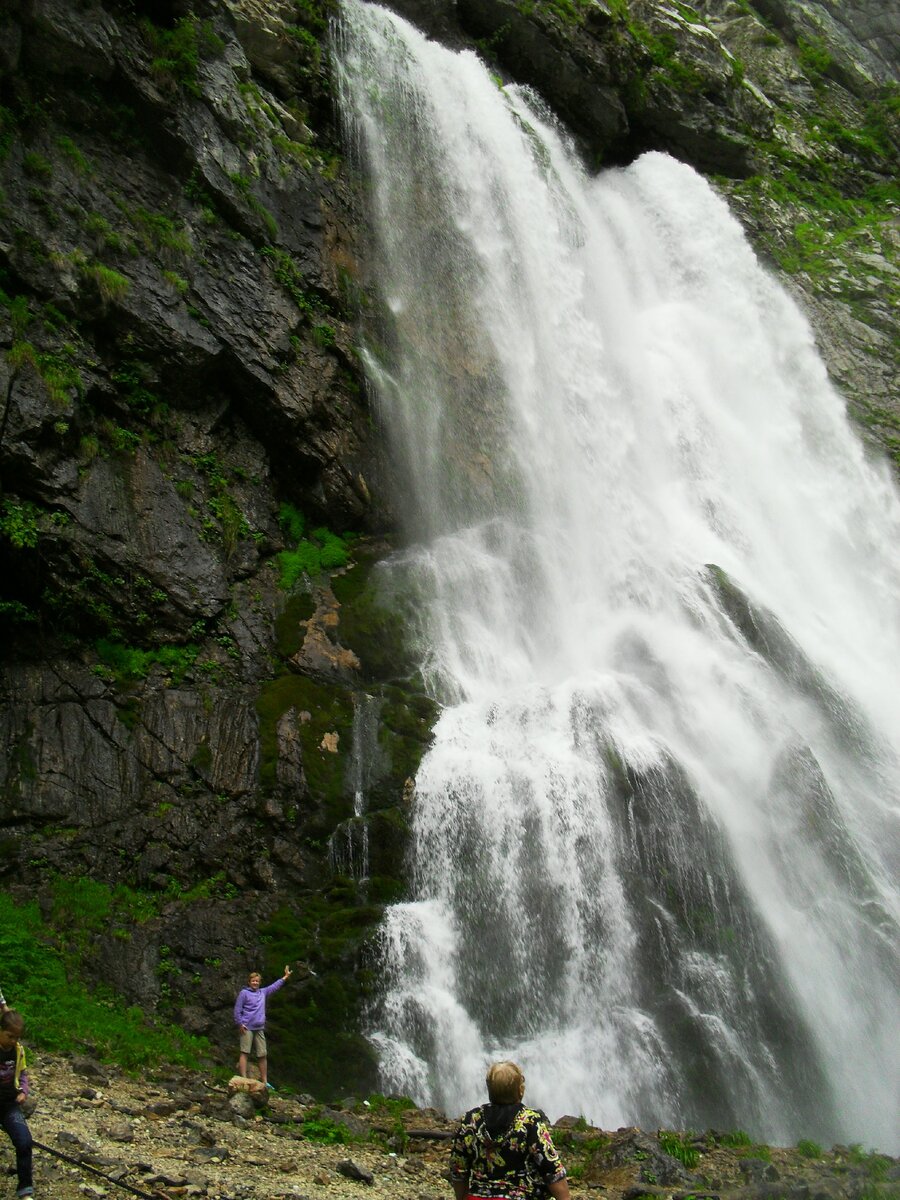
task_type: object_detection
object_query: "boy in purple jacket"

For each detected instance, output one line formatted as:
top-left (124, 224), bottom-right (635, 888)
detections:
top-left (0, 1010), bottom-right (33, 1197)
top-left (234, 965), bottom-right (292, 1089)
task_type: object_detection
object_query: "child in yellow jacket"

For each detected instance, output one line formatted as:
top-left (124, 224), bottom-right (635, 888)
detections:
top-left (0, 1010), bottom-right (33, 1198)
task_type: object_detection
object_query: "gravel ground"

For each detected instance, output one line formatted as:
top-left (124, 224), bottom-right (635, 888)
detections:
top-left (8, 1053), bottom-right (897, 1200)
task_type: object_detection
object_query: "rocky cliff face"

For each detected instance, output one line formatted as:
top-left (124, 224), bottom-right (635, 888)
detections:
top-left (0, 0), bottom-right (433, 1095)
top-left (1, 0), bottom-right (896, 1097)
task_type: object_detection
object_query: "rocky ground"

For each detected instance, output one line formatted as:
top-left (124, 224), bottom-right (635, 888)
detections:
top-left (10, 1053), bottom-right (898, 1200)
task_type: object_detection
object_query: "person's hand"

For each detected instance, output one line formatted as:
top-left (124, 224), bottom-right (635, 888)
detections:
top-left (15, 1091), bottom-right (25, 1105)
top-left (283, 964), bottom-right (293, 980)
top-left (240, 1024), bottom-right (248, 1032)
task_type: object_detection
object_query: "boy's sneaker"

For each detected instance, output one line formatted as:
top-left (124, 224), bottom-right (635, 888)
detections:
top-left (17, 1188), bottom-right (34, 1197)
top-left (265, 1081), bottom-right (275, 1090)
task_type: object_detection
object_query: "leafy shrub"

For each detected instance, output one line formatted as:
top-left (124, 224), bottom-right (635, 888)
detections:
top-left (298, 1113), bottom-right (351, 1143)
top-left (0, 499), bottom-right (41, 549)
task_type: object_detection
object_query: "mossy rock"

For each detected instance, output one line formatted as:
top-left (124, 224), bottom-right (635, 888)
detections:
top-left (256, 673), bottom-right (354, 829)
top-left (274, 590), bottom-right (316, 658)
top-left (332, 549), bottom-right (421, 683)
top-left (366, 686), bottom-right (438, 812)
top-left (259, 894), bottom-right (383, 1097)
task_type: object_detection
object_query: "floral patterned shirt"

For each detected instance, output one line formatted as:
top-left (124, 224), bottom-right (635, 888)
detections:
top-left (450, 1103), bottom-right (567, 1200)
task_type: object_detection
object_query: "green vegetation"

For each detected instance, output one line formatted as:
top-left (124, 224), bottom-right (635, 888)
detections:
top-left (22, 151), bottom-right (51, 179)
top-left (731, 155), bottom-right (899, 292)
top-left (256, 673), bottom-right (354, 808)
top-left (796, 1139), bottom-right (823, 1158)
top-left (0, 105), bottom-right (15, 162)
top-left (56, 135), bottom-right (92, 174)
top-left (277, 503), bottom-right (354, 587)
top-left (331, 552), bottom-right (421, 682)
top-left (93, 639), bottom-right (199, 686)
top-left (364, 1093), bottom-right (417, 1116)
top-left (659, 1130), bottom-right (701, 1168)
top-left (713, 1129), bottom-right (753, 1146)
top-left (0, 498), bottom-right (69, 551)
top-left (260, 246), bottom-right (338, 344)
top-left (84, 212), bottom-right (126, 252)
top-left (517, 0), bottom-right (591, 24)
top-left (796, 35), bottom-right (832, 82)
top-left (141, 15), bottom-right (225, 98)
top-left (846, 1147), bottom-right (893, 1180)
top-left (163, 269), bottom-right (189, 294)
top-left (112, 360), bottom-right (168, 422)
top-left (7, 338), bottom-right (83, 405)
top-left (297, 1112), bottom-right (352, 1143)
top-left (128, 205), bottom-right (192, 256)
top-left (858, 405), bottom-right (900, 468)
top-left (80, 260), bottom-right (131, 304)
top-left (180, 452), bottom-right (253, 557)
top-left (284, 0), bottom-right (333, 88)
top-left (0, 890), bottom-right (209, 1070)
top-left (1, 291), bottom-right (85, 404)
top-left (627, 19), bottom-right (709, 93)
top-left (0, 499), bottom-right (41, 549)
top-left (258, 894), bottom-right (381, 1096)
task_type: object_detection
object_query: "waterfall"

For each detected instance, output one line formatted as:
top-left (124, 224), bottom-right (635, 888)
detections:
top-left (335, 0), bottom-right (900, 1150)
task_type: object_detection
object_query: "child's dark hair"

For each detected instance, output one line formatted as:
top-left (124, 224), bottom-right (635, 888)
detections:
top-left (0, 1010), bottom-right (24, 1037)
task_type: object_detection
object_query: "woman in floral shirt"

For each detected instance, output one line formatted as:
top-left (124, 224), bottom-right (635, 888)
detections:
top-left (450, 1062), bottom-right (571, 1200)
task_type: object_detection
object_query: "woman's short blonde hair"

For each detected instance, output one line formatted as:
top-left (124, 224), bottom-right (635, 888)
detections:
top-left (486, 1061), bottom-right (525, 1104)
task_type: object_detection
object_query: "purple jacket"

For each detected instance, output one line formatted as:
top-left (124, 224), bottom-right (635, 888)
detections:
top-left (234, 977), bottom-right (285, 1029)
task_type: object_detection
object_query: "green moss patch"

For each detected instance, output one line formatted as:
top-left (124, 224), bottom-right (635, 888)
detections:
top-left (332, 552), bottom-right (422, 683)
top-left (259, 893), bottom-right (383, 1097)
top-left (275, 590), bottom-right (316, 658)
top-left (366, 686), bottom-right (437, 812)
top-left (256, 673), bottom-right (354, 823)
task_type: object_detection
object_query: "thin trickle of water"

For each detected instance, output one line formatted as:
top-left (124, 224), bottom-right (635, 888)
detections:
top-left (329, 693), bottom-right (383, 883)
top-left (335, 0), bottom-right (900, 1150)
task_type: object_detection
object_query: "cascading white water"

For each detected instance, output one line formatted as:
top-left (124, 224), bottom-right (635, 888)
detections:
top-left (335, 1), bottom-right (900, 1149)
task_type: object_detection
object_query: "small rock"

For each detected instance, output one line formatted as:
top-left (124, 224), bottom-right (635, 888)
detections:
top-left (145, 1100), bottom-right (184, 1116)
top-left (102, 1121), bottom-right (134, 1143)
top-left (740, 1158), bottom-right (780, 1181)
top-left (229, 1091), bottom-right (258, 1119)
top-left (337, 1159), bottom-right (375, 1185)
top-left (72, 1057), bottom-right (110, 1085)
top-left (58, 1130), bottom-right (95, 1151)
top-left (192, 1145), bottom-right (230, 1162)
